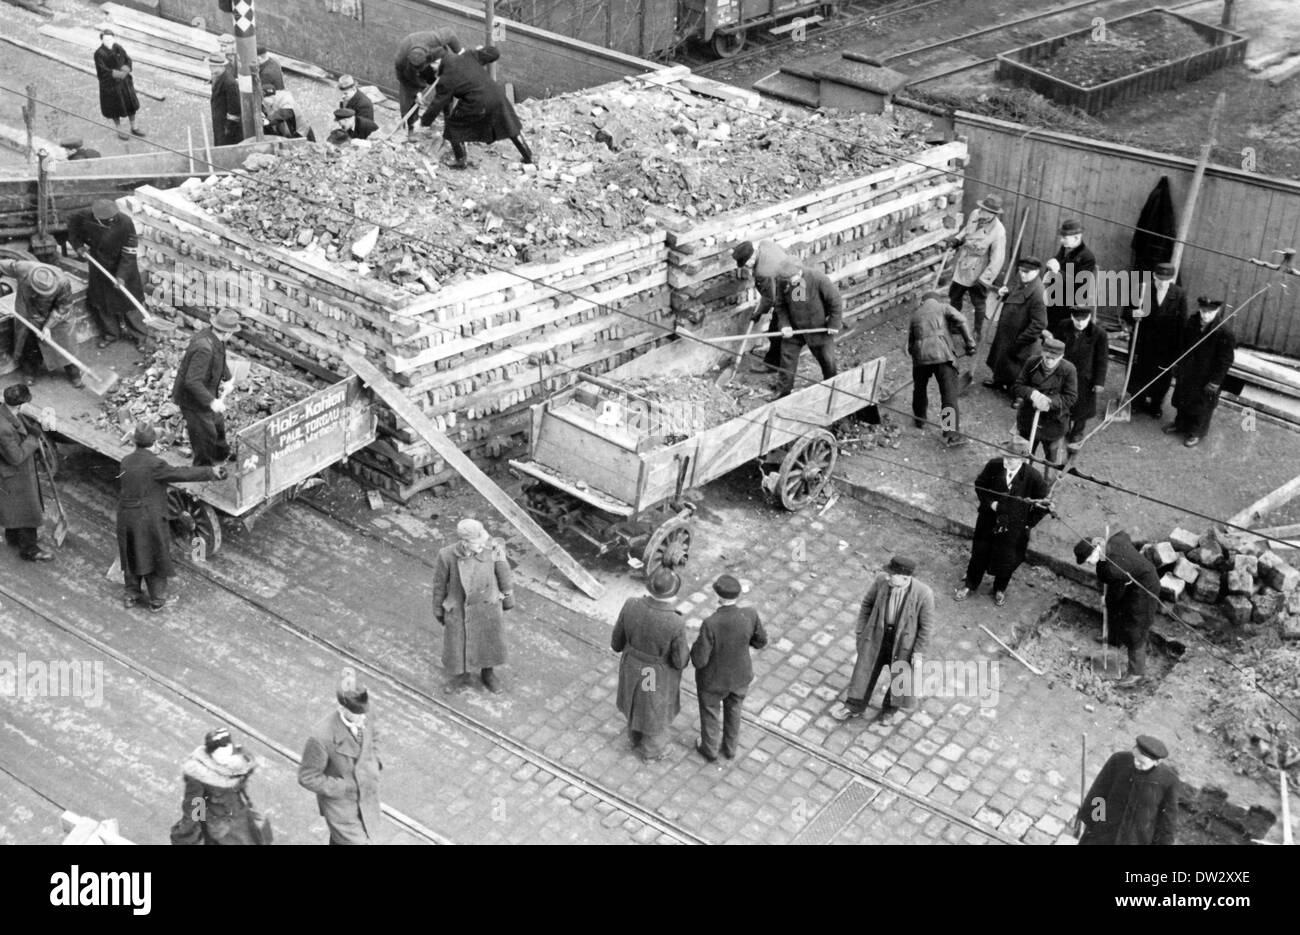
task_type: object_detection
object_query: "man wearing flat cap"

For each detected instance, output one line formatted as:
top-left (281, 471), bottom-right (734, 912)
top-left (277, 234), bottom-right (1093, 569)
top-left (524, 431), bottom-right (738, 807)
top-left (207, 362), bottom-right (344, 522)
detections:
top-left (612, 568), bottom-right (689, 762)
top-left (1059, 306), bottom-right (1108, 450)
top-left (947, 194), bottom-right (1007, 344)
top-left (337, 75), bottom-right (375, 125)
top-left (832, 555), bottom-right (934, 725)
top-left (1078, 735), bottom-right (1179, 845)
top-left (907, 289), bottom-right (975, 447)
top-left (299, 668), bottom-right (384, 844)
top-left (691, 574), bottom-right (768, 761)
top-left (955, 436), bottom-right (1051, 607)
top-left (1043, 218), bottom-right (1097, 333)
top-left (0, 384), bottom-right (52, 562)
top-left (171, 726), bottom-right (269, 845)
top-left (66, 198), bottom-right (151, 350)
top-left (985, 256), bottom-right (1046, 394)
top-left (1167, 297), bottom-right (1235, 448)
top-left (1013, 334), bottom-right (1078, 478)
top-left (431, 517), bottom-right (514, 694)
top-left (0, 258), bottom-right (82, 387)
top-left (1124, 262), bottom-right (1185, 418)
top-left (172, 309), bottom-right (241, 466)
top-left (734, 239), bottom-right (800, 375)
top-left (61, 137), bottom-right (101, 161)
top-left (1074, 531), bottom-right (1159, 690)
top-left (332, 107), bottom-right (377, 142)
top-left (117, 422), bottom-right (225, 612)
top-left (394, 28), bottom-right (464, 133)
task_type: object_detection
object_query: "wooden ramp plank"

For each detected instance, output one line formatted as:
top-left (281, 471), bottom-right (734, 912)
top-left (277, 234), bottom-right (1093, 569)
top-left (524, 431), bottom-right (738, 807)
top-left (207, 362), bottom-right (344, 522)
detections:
top-left (1228, 472), bottom-right (1300, 528)
top-left (342, 352), bottom-right (605, 600)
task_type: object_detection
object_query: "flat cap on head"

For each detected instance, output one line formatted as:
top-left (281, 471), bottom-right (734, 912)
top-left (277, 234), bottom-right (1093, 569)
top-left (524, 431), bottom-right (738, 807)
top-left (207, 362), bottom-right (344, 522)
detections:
top-left (712, 574), bottom-right (742, 599)
top-left (884, 554), bottom-right (917, 576)
top-left (1041, 336), bottom-right (1066, 354)
top-left (1135, 735), bottom-right (1168, 760)
top-left (1006, 435), bottom-right (1032, 456)
top-left (133, 422), bottom-right (157, 448)
top-left (3, 384), bottom-right (32, 406)
top-left (333, 107), bottom-right (355, 120)
top-left (91, 198), bottom-right (119, 221)
top-left (732, 241), bottom-right (754, 268)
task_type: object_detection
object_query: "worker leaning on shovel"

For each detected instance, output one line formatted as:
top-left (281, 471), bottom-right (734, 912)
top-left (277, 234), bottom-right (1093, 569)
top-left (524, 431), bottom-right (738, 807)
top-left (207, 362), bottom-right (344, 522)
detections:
top-left (66, 199), bottom-right (151, 351)
top-left (0, 259), bottom-right (82, 388)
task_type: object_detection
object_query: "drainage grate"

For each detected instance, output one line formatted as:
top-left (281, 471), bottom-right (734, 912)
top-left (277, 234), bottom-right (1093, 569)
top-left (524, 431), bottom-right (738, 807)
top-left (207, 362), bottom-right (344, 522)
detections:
top-left (791, 779), bottom-right (881, 845)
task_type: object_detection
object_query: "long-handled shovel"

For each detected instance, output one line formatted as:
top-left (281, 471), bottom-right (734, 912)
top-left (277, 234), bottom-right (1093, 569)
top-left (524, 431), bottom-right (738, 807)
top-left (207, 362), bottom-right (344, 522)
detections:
top-left (715, 317), bottom-right (759, 388)
top-left (1074, 732), bottom-right (1087, 838)
top-left (6, 307), bottom-right (117, 395)
top-left (1107, 312), bottom-right (1142, 424)
top-left (36, 435), bottom-right (68, 546)
top-left (84, 255), bottom-right (177, 334)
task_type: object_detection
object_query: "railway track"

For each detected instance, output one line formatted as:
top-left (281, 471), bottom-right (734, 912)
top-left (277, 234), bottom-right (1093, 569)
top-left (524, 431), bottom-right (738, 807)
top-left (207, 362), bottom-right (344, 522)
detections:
top-left (6, 459), bottom-right (1008, 844)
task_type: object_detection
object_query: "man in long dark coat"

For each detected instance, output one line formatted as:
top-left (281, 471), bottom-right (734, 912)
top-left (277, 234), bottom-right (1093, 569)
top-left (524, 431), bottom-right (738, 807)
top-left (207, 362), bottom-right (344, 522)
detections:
top-left (1059, 306), bottom-right (1109, 448)
top-left (1078, 735), bottom-right (1179, 845)
top-left (985, 257), bottom-right (1046, 392)
top-left (832, 555), bottom-right (934, 726)
top-left (1167, 297), bottom-right (1235, 448)
top-left (299, 669), bottom-right (383, 845)
top-left (954, 436), bottom-right (1050, 607)
top-left (171, 727), bottom-right (269, 845)
top-left (117, 422), bottom-right (222, 611)
top-left (1043, 218), bottom-right (1098, 333)
top-left (207, 55), bottom-right (243, 147)
top-left (1075, 531), bottom-right (1159, 690)
top-left (0, 384), bottom-right (51, 562)
top-left (0, 259), bottom-right (81, 386)
top-left (611, 568), bottom-right (689, 762)
top-left (94, 30), bottom-right (143, 139)
top-left (691, 574), bottom-right (767, 762)
top-left (395, 28), bottom-right (464, 132)
top-left (171, 309), bottom-right (240, 466)
top-left (1013, 336), bottom-right (1078, 478)
top-left (431, 517), bottom-right (514, 693)
top-left (418, 47), bottom-right (533, 168)
top-left (66, 199), bottom-right (150, 350)
top-left (1124, 262), bottom-right (1185, 417)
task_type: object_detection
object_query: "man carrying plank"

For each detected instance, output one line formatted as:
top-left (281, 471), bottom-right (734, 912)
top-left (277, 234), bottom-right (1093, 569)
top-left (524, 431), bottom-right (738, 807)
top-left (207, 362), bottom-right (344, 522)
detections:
top-left (1074, 531), bottom-right (1159, 690)
top-left (66, 199), bottom-right (151, 350)
top-left (0, 259), bottom-right (82, 387)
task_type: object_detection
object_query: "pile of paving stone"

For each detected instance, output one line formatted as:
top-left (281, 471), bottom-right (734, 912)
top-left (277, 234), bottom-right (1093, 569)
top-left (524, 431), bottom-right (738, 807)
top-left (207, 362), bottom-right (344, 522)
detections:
top-left (180, 83), bottom-right (929, 290)
top-left (1143, 526), bottom-right (1300, 639)
top-left (81, 332), bottom-right (309, 456)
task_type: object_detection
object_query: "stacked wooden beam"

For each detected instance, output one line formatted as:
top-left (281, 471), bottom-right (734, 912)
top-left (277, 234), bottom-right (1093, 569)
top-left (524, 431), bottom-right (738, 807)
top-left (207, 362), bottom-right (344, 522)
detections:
top-left (665, 140), bottom-right (967, 336)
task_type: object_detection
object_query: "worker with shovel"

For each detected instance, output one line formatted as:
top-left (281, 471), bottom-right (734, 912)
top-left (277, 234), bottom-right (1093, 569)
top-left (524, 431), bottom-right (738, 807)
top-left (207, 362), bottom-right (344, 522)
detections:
top-left (0, 259), bottom-right (82, 387)
top-left (417, 46), bottom-right (534, 169)
top-left (394, 28), bottom-right (464, 136)
top-left (771, 263), bottom-right (843, 400)
top-left (1166, 297), bottom-right (1235, 449)
top-left (66, 199), bottom-right (150, 351)
top-left (733, 239), bottom-right (800, 375)
top-left (1073, 531), bottom-right (1159, 690)
top-left (985, 256), bottom-right (1046, 395)
top-left (1, 384), bottom-right (53, 562)
top-left (1059, 307), bottom-right (1108, 451)
top-left (1012, 335), bottom-right (1077, 480)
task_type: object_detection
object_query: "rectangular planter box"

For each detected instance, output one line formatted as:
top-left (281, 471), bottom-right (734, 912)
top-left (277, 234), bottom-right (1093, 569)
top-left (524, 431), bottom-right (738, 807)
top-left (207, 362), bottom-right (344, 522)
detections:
top-left (995, 8), bottom-right (1248, 116)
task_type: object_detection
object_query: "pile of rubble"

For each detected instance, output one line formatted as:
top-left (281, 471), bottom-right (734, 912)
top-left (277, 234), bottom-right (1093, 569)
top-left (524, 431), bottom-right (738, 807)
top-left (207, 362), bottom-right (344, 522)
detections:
top-left (1144, 526), bottom-right (1300, 639)
top-left (80, 333), bottom-right (310, 457)
top-left (618, 374), bottom-right (766, 441)
top-left (179, 84), bottom-right (929, 292)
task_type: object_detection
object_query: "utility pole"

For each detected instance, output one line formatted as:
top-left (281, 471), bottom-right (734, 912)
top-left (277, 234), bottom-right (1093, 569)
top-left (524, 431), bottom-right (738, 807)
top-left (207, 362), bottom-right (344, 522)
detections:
top-left (231, 0), bottom-right (264, 140)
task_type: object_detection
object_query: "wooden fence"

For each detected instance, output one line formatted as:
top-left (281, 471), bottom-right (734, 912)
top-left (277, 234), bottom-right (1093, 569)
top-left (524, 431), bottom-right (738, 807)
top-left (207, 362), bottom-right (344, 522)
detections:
top-left (948, 111), bottom-right (1300, 356)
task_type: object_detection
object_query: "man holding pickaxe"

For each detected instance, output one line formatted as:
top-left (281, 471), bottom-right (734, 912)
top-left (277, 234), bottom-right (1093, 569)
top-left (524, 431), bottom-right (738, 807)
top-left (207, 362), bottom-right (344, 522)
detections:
top-left (0, 259), bottom-right (82, 387)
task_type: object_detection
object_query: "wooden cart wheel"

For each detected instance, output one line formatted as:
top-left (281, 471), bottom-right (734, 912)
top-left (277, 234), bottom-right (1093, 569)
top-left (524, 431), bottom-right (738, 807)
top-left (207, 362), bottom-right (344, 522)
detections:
top-left (777, 429), bottom-right (838, 511)
top-left (711, 29), bottom-right (747, 58)
top-left (168, 489), bottom-right (223, 557)
top-left (642, 518), bottom-right (692, 578)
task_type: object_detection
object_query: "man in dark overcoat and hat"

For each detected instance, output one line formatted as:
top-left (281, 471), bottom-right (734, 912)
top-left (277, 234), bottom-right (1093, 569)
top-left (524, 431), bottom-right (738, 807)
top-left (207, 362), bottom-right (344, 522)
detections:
top-left (831, 555), bottom-right (934, 726)
top-left (66, 198), bottom-right (150, 349)
top-left (1124, 262), bottom-right (1185, 417)
top-left (1075, 532), bottom-right (1160, 690)
top-left (1059, 306), bottom-right (1109, 449)
top-left (1043, 218), bottom-right (1097, 332)
top-left (117, 422), bottom-right (223, 612)
top-left (94, 29), bottom-right (144, 139)
top-left (691, 574), bottom-right (768, 761)
top-left (395, 28), bottom-right (464, 132)
top-left (171, 309), bottom-right (241, 466)
top-left (299, 668), bottom-right (384, 845)
top-left (0, 384), bottom-right (51, 562)
top-left (1167, 297), bottom-right (1235, 448)
top-left (1078, 735), bottom-right (1179, 844)
top-left (418, 46), bottom-right (534, 168)
top-left (1013, 334), bottom-right (1078, 477)
top-left (954, 436), bottom-right (1051, 607)
top-left (431, 517), bottom-right (515, 694)
top-left (985, 256), bottom-right (1046, 393)
top-left (611, 568), bottom-right (689, 762)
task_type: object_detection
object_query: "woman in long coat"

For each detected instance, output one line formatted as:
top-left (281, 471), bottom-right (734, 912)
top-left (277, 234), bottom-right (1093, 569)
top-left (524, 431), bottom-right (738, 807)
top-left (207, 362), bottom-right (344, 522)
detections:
top-left (117, 423), bottom-right (221, 611)
top-left (418, 46), bottom-right (533, 167)
top-left (431, 518), bottom-right (514, 693)
top-left (170, 728), bottom-right (268, 845)
top-left (0, 384), bottom-right (49, 561)
top-left (985, 258), bottom-right (1046, 391)
top-left (611, 569), bottom-right (689, 762)
top-left (94, 30), bottom-right (143, 139)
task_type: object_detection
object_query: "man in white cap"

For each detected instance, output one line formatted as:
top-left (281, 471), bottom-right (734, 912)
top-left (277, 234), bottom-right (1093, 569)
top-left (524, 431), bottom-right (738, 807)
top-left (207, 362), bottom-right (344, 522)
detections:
top-left (1078, 735), bottom-right (1178, 844)
top-left (1167, 297), bottom-right (1235, 448)
top-left (171, 309), bottom-right (241, 466)
top-left (299, 668), bottom-right (383, 845)
top-left (954, 436), bottom-right (1051, 607)
top-left (431, 517), bottom-right (515, 693)
top-left (947, 194), bottom-right (1006, 344)
top-left (66, 198), bottom-right (150, 350)
top-left (611, 568), bottom-right (689, 762)
top-left (337, 74), bottom-right (375, 125)
top-left (0, 258), bottom-right (81, 386)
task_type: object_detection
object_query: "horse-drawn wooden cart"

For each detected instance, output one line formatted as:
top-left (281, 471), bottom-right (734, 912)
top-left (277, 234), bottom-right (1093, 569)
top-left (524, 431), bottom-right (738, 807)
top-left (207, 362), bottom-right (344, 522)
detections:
top-left (509, 355), bottom-right (885, 577)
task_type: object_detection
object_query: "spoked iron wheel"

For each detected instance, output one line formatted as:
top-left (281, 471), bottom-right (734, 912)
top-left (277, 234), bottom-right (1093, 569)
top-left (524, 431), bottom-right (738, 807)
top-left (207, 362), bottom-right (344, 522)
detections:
top-left (711, 29), bottom-right (747, 57)
top-left (167, 489), bottom-right (223, 557)
top-left (642, 518), bottom-right (692, 579)
top-left (777, 429), bottom-right (838, 511)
